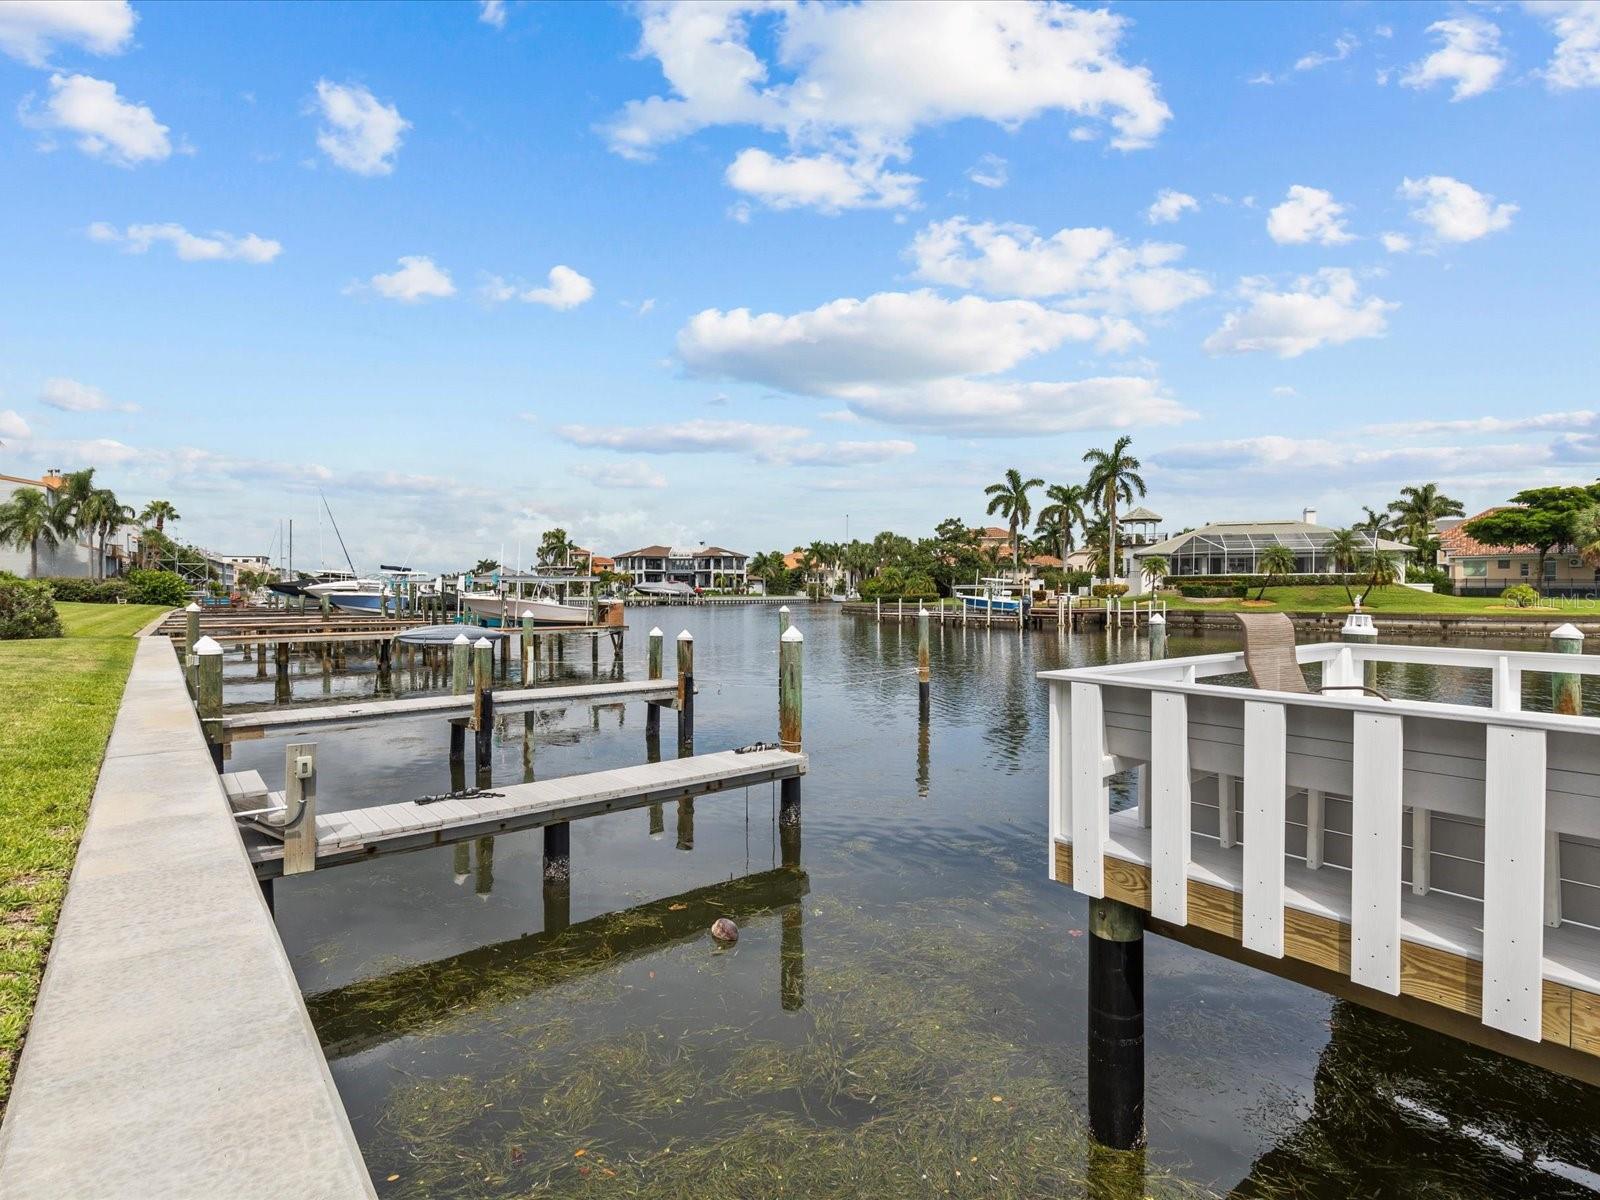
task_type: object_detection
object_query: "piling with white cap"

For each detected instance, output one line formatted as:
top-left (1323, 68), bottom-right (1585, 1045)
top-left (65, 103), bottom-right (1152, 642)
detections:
top-left (676, 630), bottom-right (695, 752)
top-left (1148, 610), bottom-right (1167, 659)
top-left (1551, 623), bottom-right (1585, 716)
top-left (195, 635), bottom-right (225, 770)
top-left (779, 625), bottom-right (804, 830)
top-left (184, 602), bottom-right (202, 695)
top-left (779, 604), bottom-right (791, 635)
top-left (473, 636), bottom-right (494, 775)
top-left (645, 627), bottom-right (664, 739)
top-left (1341, 611), bottom-right (1379, 693)
top-left (917, 607), bottom-right (931, 716)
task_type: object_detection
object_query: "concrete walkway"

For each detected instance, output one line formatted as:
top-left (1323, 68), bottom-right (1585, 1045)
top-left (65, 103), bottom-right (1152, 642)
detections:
top-left (0, 637), bottom-right (374, 1198)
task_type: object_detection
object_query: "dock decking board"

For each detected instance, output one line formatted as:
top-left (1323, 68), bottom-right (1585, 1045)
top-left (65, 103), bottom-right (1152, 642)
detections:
top-left (248, 748), bottom-right (806, 877)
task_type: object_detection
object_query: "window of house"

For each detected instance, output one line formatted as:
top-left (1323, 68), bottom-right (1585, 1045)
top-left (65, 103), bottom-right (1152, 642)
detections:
top-left (1521, 563), bottom-right (1530, 576)
top-left (1545, 559), bottom-right (1558, 578)
top-left (1497, 559), bottom-right (1511, 569)
top-left (1463, 561), bottom-right (1487, 578)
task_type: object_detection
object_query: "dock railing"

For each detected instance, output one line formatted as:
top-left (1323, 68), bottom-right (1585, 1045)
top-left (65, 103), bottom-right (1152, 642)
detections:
top-left (1041, 639), bottom-right (1600, 1051)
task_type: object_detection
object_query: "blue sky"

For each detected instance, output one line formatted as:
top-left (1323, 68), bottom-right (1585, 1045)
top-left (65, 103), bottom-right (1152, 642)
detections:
top-left (1, 0), bottom-right (1597, 571)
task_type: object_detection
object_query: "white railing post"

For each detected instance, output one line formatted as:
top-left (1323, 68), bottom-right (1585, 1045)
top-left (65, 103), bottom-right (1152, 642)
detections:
top-left (1492, 655), bottom-right (1520, 712)
top-left (1149, 691), bottom-right (1191, 924)
top-left (1069, 682), bottom-right (1108, 897)
top-left (1351, 711), bottom-right (1404, 994)
top-left (1482, 725), bottom-right (1547, 1040)
top-left (1047, 681), bottom-right (1072, 880)
top-left (1242, 701), bottom-right (1287, 957)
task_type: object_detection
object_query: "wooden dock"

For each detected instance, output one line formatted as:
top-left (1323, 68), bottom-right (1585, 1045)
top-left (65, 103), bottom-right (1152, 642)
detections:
top-left (246, 747), bottom-right (806, 878)
top-left (842, 596), bottom-right (1165, 630)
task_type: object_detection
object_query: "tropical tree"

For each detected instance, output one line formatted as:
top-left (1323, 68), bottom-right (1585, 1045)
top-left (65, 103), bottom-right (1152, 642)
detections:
top-left (1387, 483), bottom-right (1464, 560)
top-left (1083, 436), bottom-right (1146, 583)
top-left (1035, 482), bottom-right (1089, 564)
top-left (1576, 505), bottom-right (1600, 566)
top-left (984, 468), bottom-right (1044, 570)
top-left (471, 558), bottom-right (501, 576)
top-left (537, 527), bottom-right (572, 567)
top-left (747, 550), bottom-right (790, 593)
top-left (1324, 528), bottom-right (1363, 604)
top-left (0, 487), bottom-right (68, 578)
top-left (1140, 554), bottom-right (1169, 588)
top-left (78, 488), bottom-right (134, 580)
top-left (1464, 486), bottom-right (1600, 584)
top-left (1255, 543), bottom-right (1298, 600)
top-left (140, 499), bottom-right (180, 534)
top-left (1358, 550), bottom-right (1401, 605)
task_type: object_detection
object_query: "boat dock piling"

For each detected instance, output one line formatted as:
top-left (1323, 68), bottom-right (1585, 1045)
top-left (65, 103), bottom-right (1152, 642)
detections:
top-left (849, 596), bottom-right (1166, 630)
top-left (677, 629), bottom-right (695, 752)
top-left (779, 626), bottom-right (804, 830)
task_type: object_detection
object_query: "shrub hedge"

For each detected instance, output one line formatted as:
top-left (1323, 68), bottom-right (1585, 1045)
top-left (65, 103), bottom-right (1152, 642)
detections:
top-left (0, 576), bottom-right (63, 640)
top-left (1500, 583), bottom-right (1541, 608)
top-left (35, 577), bottom-right (129, 604)
top-left (125, 570), bottom-right (189, 607)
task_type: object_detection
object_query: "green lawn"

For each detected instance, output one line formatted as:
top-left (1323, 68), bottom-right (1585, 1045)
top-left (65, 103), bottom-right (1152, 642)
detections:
top-left (0, 602), bottom-right (169, 1109)
top-left (1160, 585), bottom-right (1600, 615)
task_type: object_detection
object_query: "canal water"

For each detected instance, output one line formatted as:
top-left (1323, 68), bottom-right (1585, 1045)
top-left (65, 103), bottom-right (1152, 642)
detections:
top-left (229, 605), bottom-right (1600, 1199)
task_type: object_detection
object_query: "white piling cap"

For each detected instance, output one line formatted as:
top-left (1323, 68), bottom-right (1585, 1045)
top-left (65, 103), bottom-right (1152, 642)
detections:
top-left (781, 625), bottom-right (804, 642)
top-left (1148, 612), bottom-right (1166, 626)
top-left (918, 607), bottom-right (929, 617)
top-left (1341, 612), bottom-right (1377, 636)
top-left (474, 636), bottom-right (492, 649)
top-left (194, 635), bottom-right (223, 655)
top-left (649, 627), bottom-right (663, 638)
top-left (1552, 623), bottom-right (1585, 641)
top-left (453, 633), bottom-right (470, 645)
top-left (779, 604), bottom-right (790, 613)
top-left (677, 629), bottom-right (693, 641)
top-left (185, 602), bottom-right (201, 612)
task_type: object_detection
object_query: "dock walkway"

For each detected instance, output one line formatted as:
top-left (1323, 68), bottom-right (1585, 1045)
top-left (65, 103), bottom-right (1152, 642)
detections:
top-left (0, 638), bottom-right (374, 1199)
top-left (247, 748), bottom-right (807, 877)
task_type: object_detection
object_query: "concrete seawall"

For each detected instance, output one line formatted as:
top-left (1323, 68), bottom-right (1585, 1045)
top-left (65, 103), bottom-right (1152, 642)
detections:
top-left (0, 637), bottom-right (375, 1198)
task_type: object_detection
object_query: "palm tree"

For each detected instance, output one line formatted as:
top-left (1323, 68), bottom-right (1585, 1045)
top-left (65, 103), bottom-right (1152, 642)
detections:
top-left (0, 487), bottom-right (68, 578)
top-left (1577, 505), bottom-right (1600, 565)
top-left (1140, 554), bottom-right (1169, 589)
top-left (1256, 543), bottom-right (1298, 601)
top-left (1083, 436), bottom-right (1146, 583)
top-left (984, 468), bottom-right (1044, 571)
top-left (1324, 528), bottom-right (1363, 604)
top-left (79, 488), bottom-right (134, 580)
top-left (1035, 482), bottom-right (1089, 565)
top-left (1387, 483), bottom-right (1464, 560)
top-left (537, 528), bottom-right (572, 567)
top-left (1358, 550), bottom-right (1400, 605)
top-left (140, 498), bottom-right (180, 533)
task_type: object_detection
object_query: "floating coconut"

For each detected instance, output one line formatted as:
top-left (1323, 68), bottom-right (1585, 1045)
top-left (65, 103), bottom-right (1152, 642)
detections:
top-left (710, 917), bottom-right (739, 943)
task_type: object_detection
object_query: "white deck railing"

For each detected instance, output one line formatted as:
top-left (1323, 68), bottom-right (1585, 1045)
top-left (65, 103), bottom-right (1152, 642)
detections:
top-left (1041, 641), bottom-right (1600, 1043)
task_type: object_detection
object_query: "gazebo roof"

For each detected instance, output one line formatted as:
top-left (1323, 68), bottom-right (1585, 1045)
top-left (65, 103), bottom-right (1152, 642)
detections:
top-left (1122, 506), bottom-right (1162, 523)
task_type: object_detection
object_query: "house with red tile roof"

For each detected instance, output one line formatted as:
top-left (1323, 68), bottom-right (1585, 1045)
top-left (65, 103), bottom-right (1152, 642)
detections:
top-left (1437, 507), bottom-right (1599, 595)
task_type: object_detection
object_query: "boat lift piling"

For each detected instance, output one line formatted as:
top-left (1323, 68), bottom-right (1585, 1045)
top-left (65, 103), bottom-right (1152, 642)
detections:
top-left (676, 630), bottom-right (695, 754)
top-left (645, 628), bottom-right (663, 738)
top-left (779, 625), bottom-right (803, 833)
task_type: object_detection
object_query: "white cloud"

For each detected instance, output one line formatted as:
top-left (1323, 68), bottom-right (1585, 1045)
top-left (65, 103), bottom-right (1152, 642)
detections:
top-left (1152, 434), bottom-right (1555, 482)
top-left (966, 153), bottom-right (1008, 189)
top-left (725, 147), bottom-right (918, 212)
top-left (605, 1), bottom-right (1170, 210)
top-left (1400, 175), bottom-right (1516, 243)
top-left (481, 265), bottom-right (595, 310)
top-left (1364, 410), bottom-right (1596, 437)
top-left (87, 221), bottom-right (281, 263)
top-left (838, 376), bottom-right (1193, 436)
top-left (1266, 185), bottom-right (1355, 245)
top-left (1203, 268), bottom-right (1395, 358)
top-left (1402, 17), bottom-right (1506, 101)
top-left (0, 410), bottom-right (32, 441)
top-left (21, 72), bottom-right (171, 166)
top-left (557, 418), bottom-right (916, 465)
top-left (907, 217), bottom-right (1210, 316)
top-left (1271, 385), bottom-right (1298, 398)
top-left (0, 0), bottom-right (134, 66)
top-left (1380, 231), bottom-right (1412, 253)
top-left (478, 0), bottom-right (506, 30)
top-left (311, 80), bottom-right (409, 176)
top-left (40, 376), bottom-right (138, 413)
top-left (1526, 2), bottom-right (1600, 89)
top-left (678, 289), bottom-right (1127, 398)
top-left (1145, 188), bottom-right (1197, 224)
top-left (1294, 32), bottom-right (1358, 72)
top-left (571, 460), bottom-right (668, 490)
top-left (354, 256), bottom-right (456, 303)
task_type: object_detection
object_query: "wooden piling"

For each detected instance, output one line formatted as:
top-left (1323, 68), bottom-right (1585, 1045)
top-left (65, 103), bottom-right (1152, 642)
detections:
top-left (473, 637), bottom-right (494, 773)
top-left (779, 604), bottom-right (790, 635)
top-left (1552, 623), bottom-right (1584, 716)
top-left (282, 742), bottom-right (318, 876)
top-left (451, 633), bottom-right (470, 695)
top-left (779, 625), bottom-right (803, 826)
top-left (521, 615), bottom-right (534, 682)
top-left (1088, 896), bottom-right (1144, 1150)
top-left (676, 630), bottom-right (694, 753)
top-left (645, 627), bottom-right (663, 737)
top-left (184, 602), bottom-right (201, 695)
top-left (543, 821), bottom-right (571, 882)
top-left (917, 606), bottom-right (930, 717)
top-left (195, 636), bottom-right (224, 772)
top-left (1148, 612), bottom-right (1166, 659)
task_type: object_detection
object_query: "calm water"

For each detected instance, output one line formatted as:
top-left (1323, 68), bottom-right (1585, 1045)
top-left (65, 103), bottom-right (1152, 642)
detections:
top-left (230, 605), bottom-right (1600, 1199)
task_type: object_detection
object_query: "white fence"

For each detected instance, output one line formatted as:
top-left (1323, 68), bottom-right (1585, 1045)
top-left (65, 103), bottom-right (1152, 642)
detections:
top-left (1041, 641), bottom-right (1600, 1044)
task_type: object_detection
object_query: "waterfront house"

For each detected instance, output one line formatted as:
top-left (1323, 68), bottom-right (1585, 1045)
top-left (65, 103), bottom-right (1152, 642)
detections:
top-left (613, 543), bottom-right (749, 591)
top-left (1436, 508), bottom-right (1599, 598)
top-left (1129, 509), bottom-right (1409, 579)
top-left (0, 469), bottom-right (141, 579)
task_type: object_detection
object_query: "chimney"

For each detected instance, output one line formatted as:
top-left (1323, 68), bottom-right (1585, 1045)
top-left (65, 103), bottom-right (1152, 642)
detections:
top-left (1302, 507), bottom-right (1318, 526)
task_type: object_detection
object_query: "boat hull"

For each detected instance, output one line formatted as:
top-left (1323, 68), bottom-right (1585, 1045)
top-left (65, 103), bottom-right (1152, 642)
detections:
top-left (959, 595), bottom-right (1025, 614)
top-left (327, 592), bottom-right (387, 613)
top-left (461, 594), bottom-right (595, 626)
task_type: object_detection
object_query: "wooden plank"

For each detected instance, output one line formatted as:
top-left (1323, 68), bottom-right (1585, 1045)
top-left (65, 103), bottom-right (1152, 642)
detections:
top-left (1047, 683), bottom-right (1070, 881)
top-left (1149, 691), bottom-right (1191, 924)
top-left (1482, 725), bottom-right (1547, 1040)
top-left (1243, 701), bottom-right (1287, 957)
top-left (1572, 988), bottom-right (1600, 1056)
top-left (1351, 711), bottom-right (1404, 994)
top-left (1069, 682), bottom-right (1107, 897)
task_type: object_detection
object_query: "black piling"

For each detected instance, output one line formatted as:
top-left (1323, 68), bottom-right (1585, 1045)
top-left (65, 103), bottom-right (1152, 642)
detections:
top-left (1087, 896), bottom-right (1145, 1150)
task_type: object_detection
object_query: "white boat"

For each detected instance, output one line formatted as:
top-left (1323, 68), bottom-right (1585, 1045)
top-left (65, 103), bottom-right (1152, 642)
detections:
top-left (304, 577), bottom-right (389, 613)
top-left (460, 591), bottom-right (595, 626)
top-left (634, 581), bottom-right (695, 600)
top-left (954, 578), bottom-right (1031, 616)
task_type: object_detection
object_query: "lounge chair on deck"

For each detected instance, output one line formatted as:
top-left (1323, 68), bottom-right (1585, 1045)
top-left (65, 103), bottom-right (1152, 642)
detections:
top-left (1234, 613), bottom-right (1388, 699)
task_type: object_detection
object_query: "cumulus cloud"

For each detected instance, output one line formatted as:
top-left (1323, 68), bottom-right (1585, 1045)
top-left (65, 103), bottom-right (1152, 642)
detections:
top-left (1364, 410), bottom-right (1596, 437)
top-left (483, 265), bottom-right (595, 310)
top-left (478, 0), bottom-right (506, 29)
top-left (1380, 231), bottom-right (1412, 253)
top-left (1294, 32), bottom-right (1358, 72)
top-left (907, 218), bottom-right (1210, 316)
top-left (1526, 2), bottom-right (1600, 90)
top-left (1400, 175), bottom-right (1516, 243)
top-left (352, 255), bottom-right (455, 302)
top-left (1266, 185), bottom-right (1354, 245)
top-left (571, 460), bottom-right (668, 490)
top-left (0, 410), bottom-right (32, 441)
top-left (1145, 188), bottom-right (1197, 224)
top-left (21, 72), bottom-right (171, 166)
top-left (1402, 17), bottom-right (1506, 100)
top-left (604, 1), bottom-right (1170, 211)
top-left (312, 80), bottom-right (409, 175)
top-left (725, 148), bottom-right (919, 212)
top-left (1203, 268), bottom-right (1395, 358)
top-left (40, 376), bottom-right (138, 413)
top-left (558, 418), bottom-right (916, 466)
top-left (0, 0), bottom-right (134, 66)
top-left (1151, 434), bottom-right (1557, 484)
top-left (838, 376), bottom-right (1193, 436)
top-left (966, 153), bottom-right (1008, 189)
top-left (87, 221), bottom-right (281, 263)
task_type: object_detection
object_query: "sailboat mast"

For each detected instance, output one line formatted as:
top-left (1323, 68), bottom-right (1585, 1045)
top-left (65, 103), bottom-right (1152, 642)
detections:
top-left (320, 491), bottom-right (359, 579)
